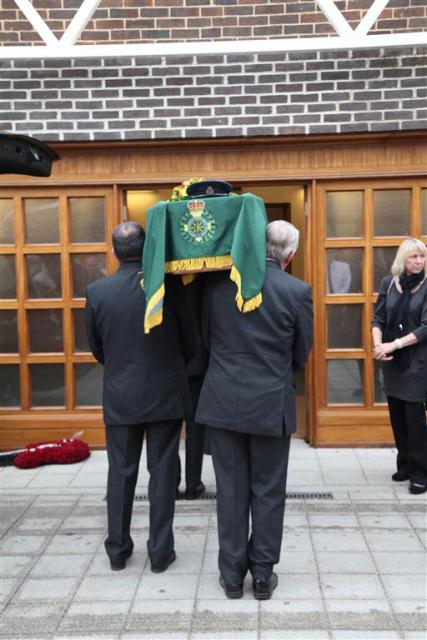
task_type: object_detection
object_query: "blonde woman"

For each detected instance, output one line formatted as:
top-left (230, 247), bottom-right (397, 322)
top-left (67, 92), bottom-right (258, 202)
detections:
top-left (372, 238), bottom-right (427, 495)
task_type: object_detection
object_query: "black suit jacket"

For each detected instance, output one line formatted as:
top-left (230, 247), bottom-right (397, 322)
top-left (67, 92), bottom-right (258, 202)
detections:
top-left (195, 260), bottom-right (313, 437)
top-left (85, 262), bottom-right (194, 426)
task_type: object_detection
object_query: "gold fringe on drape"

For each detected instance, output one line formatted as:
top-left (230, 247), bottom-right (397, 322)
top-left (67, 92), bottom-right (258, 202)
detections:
top-left (230, 265), bottom-right (262, 313)
top-left (165, 255), bottom-right (232, 273)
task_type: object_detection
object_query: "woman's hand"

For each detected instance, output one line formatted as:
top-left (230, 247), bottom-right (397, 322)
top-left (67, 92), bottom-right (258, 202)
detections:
top-left (374, 341), bottom-right (395, 361)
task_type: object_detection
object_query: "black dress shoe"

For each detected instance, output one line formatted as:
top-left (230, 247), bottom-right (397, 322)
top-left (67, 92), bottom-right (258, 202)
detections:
top-left (409, 482), bottom-right (427, 495)
top-left (392, 471), bottom-right (409, 482)
top-left (253, 572), bottom-right (278, 600)
top-left (110, 550), bottom-right (132, 571)
top-left (185, 481), bottom-right (205, 500)
top-left (219, 575), bottom-right (243, 599)
top-left (151, 550), bottom-right (176, 573)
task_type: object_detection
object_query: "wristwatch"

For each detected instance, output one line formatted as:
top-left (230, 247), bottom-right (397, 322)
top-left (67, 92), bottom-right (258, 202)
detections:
top-left (394, 338), bottom-right (403, 349)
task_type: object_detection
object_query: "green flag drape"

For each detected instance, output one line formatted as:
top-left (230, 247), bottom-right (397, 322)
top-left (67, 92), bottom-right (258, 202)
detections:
top-left (142, 192), bottom-right (268, 333)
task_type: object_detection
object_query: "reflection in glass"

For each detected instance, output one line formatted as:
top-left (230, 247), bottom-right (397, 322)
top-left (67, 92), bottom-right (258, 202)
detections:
top-left (70, 197), bottom-right (105, 243)
top-left (326, 248), bottom-right (363, 294)
top-left (26, 254), bottom-right (61, 298)
top-left (0, 311), bottom-right (18, 353)
top-left (28, 309), bottom-right (63, 353)
top-left (24, 199), bottom-right (59, 244)
top-left (0, 255), bottom-right (16, 298)
top-left (326, 191), bottom-right (363, 238)
top-left (374, 361), bottom-right (387, 404)
top-left (0, 365), bottom-right (20, 407)
top-left (30, 364), bottom-right (65, 407)
top-left (73, 309), bottom-right (90, 352)
top-left (71, 253), bottom-right (106, 298)
top-left (373, 190), bottom-right (410, 237)
top-left (373, 247), bottom-right (397, 292)
top-left (75, 363), bottom-right (103, 406)
top-left (327, 359), bottom-right (364, 404)
top-left (0, 199), bottom-right (14, 244)
top-left (422, 189), bottom-right (427, 236)
top-left (327, 305), bottom-right (362, 349)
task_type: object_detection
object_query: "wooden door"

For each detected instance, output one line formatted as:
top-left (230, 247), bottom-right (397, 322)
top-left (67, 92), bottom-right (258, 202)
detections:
top-left (0, 187), bottom-right (116, 449)
top-left (311, 179), bottom-right (427, 446)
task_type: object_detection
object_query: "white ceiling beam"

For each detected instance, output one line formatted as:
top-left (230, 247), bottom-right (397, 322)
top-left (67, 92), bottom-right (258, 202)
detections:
top-left (13, 0), bottom-right (58, 45)
top-left (355, 0), bottom-right (390, 35)
top-left (60, 0), bottom-right (103, 46)
top-left (0, 31), bottom-right (426, 60)
top-left (315, 0), bottom-right (354, 36)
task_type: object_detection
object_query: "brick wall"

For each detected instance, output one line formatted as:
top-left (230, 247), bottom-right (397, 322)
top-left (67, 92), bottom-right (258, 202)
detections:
top-left (0, 47), bottom-right (425, 142)
top-left (0, 0), bottom-right (426, 45)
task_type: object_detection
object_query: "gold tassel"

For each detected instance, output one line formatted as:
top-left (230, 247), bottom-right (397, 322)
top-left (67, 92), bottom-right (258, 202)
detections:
top-left (181, 273), bottom-right (197, 286)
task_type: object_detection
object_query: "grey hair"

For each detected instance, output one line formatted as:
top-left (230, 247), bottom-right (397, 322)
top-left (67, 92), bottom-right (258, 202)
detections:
top-left (391, 237), bottom-right (427, 277)
top-left (266, 220), bottom-right (300, 263)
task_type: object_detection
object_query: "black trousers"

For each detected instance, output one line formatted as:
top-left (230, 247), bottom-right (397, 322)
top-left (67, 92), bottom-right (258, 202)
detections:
top-left (104, 420), bottom-right (181, 566)
top-left (387, 396), bottom-right (427, 485)
top-left (209, 426), bottom-right (291, 586)
top-left (177, 376), bottom-right (206, 490)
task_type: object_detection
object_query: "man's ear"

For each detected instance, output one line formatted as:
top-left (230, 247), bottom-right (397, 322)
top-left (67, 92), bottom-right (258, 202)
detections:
top-left (281, 251), bottom-right (295, 271)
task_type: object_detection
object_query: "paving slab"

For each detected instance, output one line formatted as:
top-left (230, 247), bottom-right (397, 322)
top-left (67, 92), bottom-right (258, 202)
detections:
top-left (1, 440), bottom-right (426, 639)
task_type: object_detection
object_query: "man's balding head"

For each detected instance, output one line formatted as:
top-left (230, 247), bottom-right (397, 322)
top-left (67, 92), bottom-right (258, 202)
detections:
top-left (112, 221), bottom-right (145, 263)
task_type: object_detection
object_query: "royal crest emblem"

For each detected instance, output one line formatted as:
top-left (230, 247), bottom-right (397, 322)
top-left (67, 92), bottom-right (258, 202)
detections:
top-left (180, 199), bottom-right (216, 244)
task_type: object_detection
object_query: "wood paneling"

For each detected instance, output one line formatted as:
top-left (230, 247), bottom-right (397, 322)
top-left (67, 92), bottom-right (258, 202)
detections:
top-left (1, 132), bottom-right (426, 188)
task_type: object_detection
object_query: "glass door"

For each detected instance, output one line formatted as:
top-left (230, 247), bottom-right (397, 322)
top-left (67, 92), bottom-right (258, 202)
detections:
top-left (0, 188), bottom-right (115, 419)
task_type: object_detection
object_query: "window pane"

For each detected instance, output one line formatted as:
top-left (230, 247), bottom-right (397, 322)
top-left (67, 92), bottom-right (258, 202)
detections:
top-left (326, 248), bottom-right (363, 294)
top-left (326, 191), bottom-right (363, 238)
top-left (0, 310), bottom-right (18, 353)
top-left (327, 360), bottom-right (363, 404)
top-left (28, 309), bottom-right (63, 353)
top-left (373, 247), bottom-right (397, 292)
top-left (26, 254), bottom-right (61, 298)
top-left (373, 189), bottom-right (410, 237)
top-left (30, 364), bottom-right (65, 407)
top-left (0, 365), bottom-right (20, 407)
top-left (71, 253), bottom-right (106, 298)
top-left (374, 361), bottom-right (387, 404)
top-left (24, 199), bottom-right (59, 244)
top-left (0, 199), bottom-right (14, 244)
top-left (73, 309), bottom-right (90, 352)
top-left (0, 255), bottom-right (16, 298)
top-left (74, 363), bottom-right (103, 406)
top-left (327, 305), bottom-right (362, 349)
top-left (422, 188), bottom-right (427, 236)
top-left (70, 197), bottom-right (105, 243)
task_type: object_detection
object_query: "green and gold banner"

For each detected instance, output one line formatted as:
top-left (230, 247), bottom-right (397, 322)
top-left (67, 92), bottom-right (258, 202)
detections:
top-left (142, 192), bottom-right (268, 333)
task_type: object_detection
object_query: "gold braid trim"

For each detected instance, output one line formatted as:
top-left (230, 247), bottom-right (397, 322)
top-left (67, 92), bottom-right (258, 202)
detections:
top-left (165, 255), bottom-right (232, 273)
top-left (230, 265), bottom-right (262, 313)
top-left (144, 283), bottom-right (165, 334)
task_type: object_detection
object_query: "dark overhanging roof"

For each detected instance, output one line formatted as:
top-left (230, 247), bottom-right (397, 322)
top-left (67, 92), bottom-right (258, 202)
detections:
top-left (0, 133), bottom-right (59, 177)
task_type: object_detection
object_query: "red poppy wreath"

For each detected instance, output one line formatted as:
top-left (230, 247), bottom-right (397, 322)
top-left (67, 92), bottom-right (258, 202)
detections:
top-left (13, 437), bottom-right (91, 469)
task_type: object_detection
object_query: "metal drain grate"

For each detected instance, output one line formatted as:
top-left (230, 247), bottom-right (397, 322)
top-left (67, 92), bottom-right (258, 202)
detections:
top-left (133, 491), bottom-right (333, 502)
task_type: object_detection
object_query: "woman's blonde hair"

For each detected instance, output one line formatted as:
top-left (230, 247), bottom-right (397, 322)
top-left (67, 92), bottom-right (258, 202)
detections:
top-left (391, 237), bottom-right (427, 277)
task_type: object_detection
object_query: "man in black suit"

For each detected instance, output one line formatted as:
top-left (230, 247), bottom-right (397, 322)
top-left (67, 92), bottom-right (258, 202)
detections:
top-left (196, 220), bottom-right (313, 600)
top-left (85, 221), bottom-right (194, 572)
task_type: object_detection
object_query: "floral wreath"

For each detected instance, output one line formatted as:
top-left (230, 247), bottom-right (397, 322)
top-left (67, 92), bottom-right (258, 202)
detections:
top-left (169, 177), bottom-right (204, 201)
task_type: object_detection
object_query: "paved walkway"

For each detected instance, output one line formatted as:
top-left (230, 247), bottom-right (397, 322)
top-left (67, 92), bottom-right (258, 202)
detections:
top-left (1, 438), bottom-right (426, 640)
